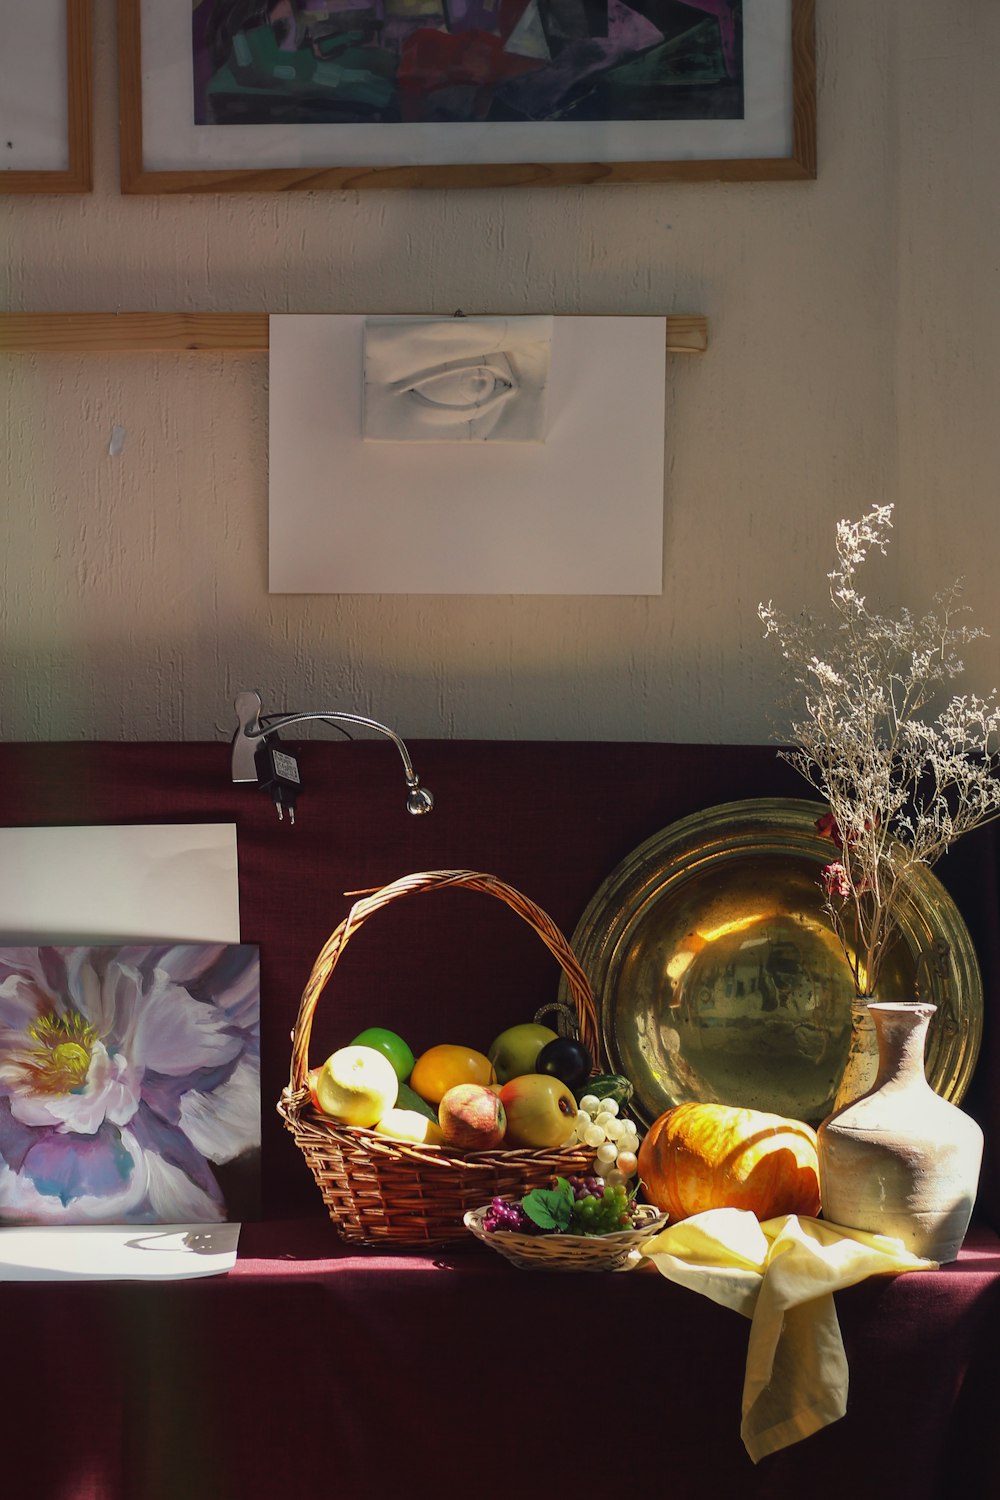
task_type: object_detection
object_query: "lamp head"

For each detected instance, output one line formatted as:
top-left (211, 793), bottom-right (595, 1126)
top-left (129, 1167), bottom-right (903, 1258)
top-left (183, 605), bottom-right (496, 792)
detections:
top-left (406, 785), bottom-right (434, 815)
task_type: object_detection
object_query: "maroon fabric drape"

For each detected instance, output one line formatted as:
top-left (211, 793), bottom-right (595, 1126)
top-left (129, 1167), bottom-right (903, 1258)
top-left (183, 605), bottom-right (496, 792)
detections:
top-left (1, 741), bottom-right (998, 1499)
top-left (5, 1221), bottom-right (999, 1500)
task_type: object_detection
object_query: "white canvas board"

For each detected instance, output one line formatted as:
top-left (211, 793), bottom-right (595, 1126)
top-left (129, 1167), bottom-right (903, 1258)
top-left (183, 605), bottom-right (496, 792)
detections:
top-left (0, 1223), bottom-right (241, 1281)
top-left (141, 0), bottom-right (793, 169)
top-left (269, 314), bottom-right (665, 595)
top-left (0, 824), bottom-right (240, 944)
top-left (0, 0), bottom-right (69, 172)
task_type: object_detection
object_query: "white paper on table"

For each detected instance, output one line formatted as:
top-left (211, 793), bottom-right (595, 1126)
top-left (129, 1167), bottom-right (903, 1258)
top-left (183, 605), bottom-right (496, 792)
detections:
top-left (0, 1223), bottom-right (242, 1281)
top-left (0, 822), bottom-right (243, 1278)
top-left (0, 823), bottom-right (240, 944)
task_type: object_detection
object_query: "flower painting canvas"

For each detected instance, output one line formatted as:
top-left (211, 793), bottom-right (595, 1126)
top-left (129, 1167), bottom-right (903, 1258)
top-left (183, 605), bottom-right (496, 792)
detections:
top-left (0, 944), bottom-right (260, 1225)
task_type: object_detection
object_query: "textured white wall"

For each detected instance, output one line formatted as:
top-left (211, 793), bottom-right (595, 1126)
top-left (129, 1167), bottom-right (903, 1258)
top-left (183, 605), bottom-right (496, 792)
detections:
top-left (3, 2), bottom-right (999, 744)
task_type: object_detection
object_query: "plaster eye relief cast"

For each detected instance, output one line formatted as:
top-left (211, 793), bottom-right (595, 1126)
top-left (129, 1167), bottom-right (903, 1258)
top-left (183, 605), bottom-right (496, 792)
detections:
top-left (362, 316), bottom-right (553, 443)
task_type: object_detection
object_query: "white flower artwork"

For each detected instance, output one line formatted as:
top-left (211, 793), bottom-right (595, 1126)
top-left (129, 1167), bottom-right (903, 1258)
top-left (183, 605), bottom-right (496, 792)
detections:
top-left (362, 317), bottom-right (553, 443)
top-left (0, 944), bottom-right (260, 1225)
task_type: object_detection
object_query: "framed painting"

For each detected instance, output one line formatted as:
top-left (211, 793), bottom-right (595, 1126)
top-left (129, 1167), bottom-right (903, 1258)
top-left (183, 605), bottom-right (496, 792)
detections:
top-left (118, 0), bottom-right (815, 192)
top-left (1, 0), bottom-right (92, 194)
top-left (0, 943), bottom-right (261, 1224)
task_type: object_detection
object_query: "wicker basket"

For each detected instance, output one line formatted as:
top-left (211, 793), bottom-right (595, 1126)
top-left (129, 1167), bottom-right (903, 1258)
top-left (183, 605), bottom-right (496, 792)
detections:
top-left (278, 869), bottom-right (603, 1247)
top-left (464, 1202), bottom-right (668, 1271)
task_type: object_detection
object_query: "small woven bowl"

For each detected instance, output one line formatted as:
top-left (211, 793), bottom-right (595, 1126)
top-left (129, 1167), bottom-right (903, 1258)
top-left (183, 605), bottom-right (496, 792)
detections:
top-left (464, 1201), bottom-right (668, 1272)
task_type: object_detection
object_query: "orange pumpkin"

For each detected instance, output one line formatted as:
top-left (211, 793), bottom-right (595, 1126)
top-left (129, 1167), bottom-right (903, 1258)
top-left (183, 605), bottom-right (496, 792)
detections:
top-left (637, 1102), bottom-right (821, 1222)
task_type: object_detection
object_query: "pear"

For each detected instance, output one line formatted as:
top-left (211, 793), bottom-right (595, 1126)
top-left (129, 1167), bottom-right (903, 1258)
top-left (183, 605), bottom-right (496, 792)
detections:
top-left (488, 1023), bottom-right (558, 1085)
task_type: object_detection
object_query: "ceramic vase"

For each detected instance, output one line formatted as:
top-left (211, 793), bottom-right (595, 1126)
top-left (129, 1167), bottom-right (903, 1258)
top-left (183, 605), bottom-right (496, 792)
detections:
top-left (818, 1002), bottom-right (983, 1263)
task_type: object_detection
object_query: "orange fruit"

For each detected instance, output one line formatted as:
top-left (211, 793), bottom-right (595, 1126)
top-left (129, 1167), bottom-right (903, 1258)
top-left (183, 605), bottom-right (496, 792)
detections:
top-left (410, 1044), bottom-right (495, 1105)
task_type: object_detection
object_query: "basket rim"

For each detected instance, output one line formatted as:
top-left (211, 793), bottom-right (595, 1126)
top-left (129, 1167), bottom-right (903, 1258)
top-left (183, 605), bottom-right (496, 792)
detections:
top-left (464, 1200), bottom-right (668, 1247)
top-left (279, 1091), bottom-right (599, 1170)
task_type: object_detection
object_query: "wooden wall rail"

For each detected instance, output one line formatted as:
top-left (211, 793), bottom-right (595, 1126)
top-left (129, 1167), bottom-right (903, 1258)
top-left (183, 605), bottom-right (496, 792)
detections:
top-left (0, 312), bottom-right (708, 355)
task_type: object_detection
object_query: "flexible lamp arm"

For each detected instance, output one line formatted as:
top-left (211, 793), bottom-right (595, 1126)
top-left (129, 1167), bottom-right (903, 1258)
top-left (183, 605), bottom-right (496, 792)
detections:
top-left (232, 690), bottom-right (434, 815)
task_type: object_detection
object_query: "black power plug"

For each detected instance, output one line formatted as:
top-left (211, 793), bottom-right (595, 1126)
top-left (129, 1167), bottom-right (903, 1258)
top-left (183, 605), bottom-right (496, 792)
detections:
top-left (254, 738), bottom-right (302, 823)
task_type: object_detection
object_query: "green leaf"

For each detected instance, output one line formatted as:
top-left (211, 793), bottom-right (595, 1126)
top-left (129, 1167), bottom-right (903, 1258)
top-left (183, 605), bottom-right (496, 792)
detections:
top-left (521, 1176), bottom-right (575, 1231)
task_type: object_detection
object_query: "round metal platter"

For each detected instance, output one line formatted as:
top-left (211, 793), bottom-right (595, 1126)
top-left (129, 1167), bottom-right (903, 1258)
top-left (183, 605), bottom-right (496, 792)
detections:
top-left (563, 798), bottom-right (982, 1129)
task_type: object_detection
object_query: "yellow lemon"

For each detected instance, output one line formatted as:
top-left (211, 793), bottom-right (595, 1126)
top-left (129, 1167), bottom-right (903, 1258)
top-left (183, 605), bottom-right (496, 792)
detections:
top-left (374, 1108), bottom-right (444, 1146)
top-left (409, 1045), bottom-right (496, 1106)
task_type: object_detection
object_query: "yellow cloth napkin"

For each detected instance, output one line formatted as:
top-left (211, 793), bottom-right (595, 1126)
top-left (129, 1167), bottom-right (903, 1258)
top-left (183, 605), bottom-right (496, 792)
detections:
top-left (640, 1209), bottom-right (937, 1463)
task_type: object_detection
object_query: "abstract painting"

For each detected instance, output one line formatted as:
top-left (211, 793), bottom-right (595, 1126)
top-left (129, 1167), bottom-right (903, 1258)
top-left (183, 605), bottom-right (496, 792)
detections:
top-left (0, 944), bottom-right (260, 1225)
top-left (363, 317), bottom-right (552, 442)
top-left (192, 0), bottom-right (742, 127)
top-left (120, 0), bottom-right (813, 188)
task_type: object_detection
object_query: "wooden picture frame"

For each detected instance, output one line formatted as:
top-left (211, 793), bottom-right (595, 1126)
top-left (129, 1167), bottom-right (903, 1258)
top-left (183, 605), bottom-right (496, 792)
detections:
top-left (1, 0), bottom-right (92, 194)
top-left (119, 0), bottom-right (815, 193)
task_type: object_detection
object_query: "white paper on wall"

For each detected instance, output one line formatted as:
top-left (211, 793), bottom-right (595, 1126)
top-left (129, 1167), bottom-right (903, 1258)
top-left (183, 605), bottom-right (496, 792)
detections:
top-left (269, 314), bottom-right (666, 595)
top-left (0, 824), bottom-right (240, 945)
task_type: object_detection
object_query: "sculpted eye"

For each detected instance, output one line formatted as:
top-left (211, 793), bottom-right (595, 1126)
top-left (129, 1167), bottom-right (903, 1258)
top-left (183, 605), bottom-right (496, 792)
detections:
top-left (405, 363), bottom-right (516, 416)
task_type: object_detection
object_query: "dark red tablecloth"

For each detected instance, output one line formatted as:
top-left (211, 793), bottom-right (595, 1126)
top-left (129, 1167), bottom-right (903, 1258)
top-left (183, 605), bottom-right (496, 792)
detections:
top-left (5, 1218), bottom-right (1000, 1500)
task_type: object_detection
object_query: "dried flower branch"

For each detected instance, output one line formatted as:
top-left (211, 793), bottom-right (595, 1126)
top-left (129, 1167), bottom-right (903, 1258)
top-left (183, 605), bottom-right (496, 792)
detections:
top-left (759, 505), bottom-right (1000, 994)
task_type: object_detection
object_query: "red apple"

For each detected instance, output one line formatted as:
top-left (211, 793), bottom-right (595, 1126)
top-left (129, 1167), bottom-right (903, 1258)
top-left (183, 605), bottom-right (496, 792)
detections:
top-left (499, 1074), bottom-right (578, 1149)
top-left (438, 1083), bottom-right (506, 1150)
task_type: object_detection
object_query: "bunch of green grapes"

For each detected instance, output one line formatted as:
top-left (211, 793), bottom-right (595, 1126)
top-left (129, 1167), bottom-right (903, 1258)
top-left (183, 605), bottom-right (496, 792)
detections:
top-left (573, 1096), bottom-right (641, 1184)
top-left (566, 1177), bottom-right (635, 1235)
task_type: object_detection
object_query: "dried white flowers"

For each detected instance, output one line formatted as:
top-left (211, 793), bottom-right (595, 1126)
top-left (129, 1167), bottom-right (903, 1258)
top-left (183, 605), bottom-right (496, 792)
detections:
top-left (760, 504), bottom-right (1000, 994)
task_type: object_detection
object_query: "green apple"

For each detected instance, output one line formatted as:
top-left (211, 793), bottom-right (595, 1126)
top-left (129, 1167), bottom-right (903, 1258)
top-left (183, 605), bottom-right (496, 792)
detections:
top-left (499, 1074), bottom-right (578, 1148)
top-left (487, 1023), bottom-right (559, 1085)
top-left (350, 1027), bottom-right (415, 1083)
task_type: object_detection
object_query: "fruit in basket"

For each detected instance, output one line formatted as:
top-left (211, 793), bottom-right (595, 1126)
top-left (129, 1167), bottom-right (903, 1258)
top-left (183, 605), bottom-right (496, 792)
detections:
top-left (534, 1036), bottom-right (592, 1091)
top-left (575, 1074), bottom-right (635, 1110)
top-left (395, 1082), bottom-right (439, 1122)
top-left (374, 1108), bottom-right (444, 1146)
top-left (511, 1175), bottom-right (640, 1235)
top-left (350, 1027), bottom-right (415, 1084)
top-left (571, 1094), bottom-right (641, 1181)
top-left (637, 1102), bottom-right (821, 1222)
top-left (438, 1083), bottom-right (507, 1150)
top-left (482, 1196), bottom-right (536, 1233)
top-left (314, 1045), bottom-right (399, 1127)
top-left (410, 1044), bottom-right (496, 1105)
top-left (499, 1074), bottom-right (578, 1148)
top-left (565, 1177), bottom-right (637, 1234)
top-left (487, 1022), bottom-right (558, 1085)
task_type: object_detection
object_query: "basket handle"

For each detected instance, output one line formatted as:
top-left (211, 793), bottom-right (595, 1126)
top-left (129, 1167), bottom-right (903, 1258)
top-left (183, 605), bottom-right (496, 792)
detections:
top-left (288, 869), bottom-right (600, 1094)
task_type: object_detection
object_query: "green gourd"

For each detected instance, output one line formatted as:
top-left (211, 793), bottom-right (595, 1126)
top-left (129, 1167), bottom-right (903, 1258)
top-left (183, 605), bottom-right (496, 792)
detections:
top-left (576, 1074), bottom-right (634, 1109)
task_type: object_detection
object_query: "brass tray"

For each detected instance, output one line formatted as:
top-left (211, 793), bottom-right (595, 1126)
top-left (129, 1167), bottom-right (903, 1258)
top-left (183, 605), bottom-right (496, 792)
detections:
top-left (563, 799), bottom-right (982, 1128)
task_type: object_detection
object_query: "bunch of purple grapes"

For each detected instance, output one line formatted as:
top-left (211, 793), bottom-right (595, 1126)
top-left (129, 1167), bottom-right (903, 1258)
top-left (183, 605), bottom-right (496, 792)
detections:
top-left (482, 1196), bottom-right (537, 1234)
top-left (566, 1175), bottom-right (605, 1200)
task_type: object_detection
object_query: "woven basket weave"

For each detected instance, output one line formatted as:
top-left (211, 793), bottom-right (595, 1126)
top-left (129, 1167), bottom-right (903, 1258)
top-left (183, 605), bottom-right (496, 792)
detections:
top-left (464, 1202), bottom-right (668, 1271)
top-left (277, 869), bottom-right (602, 1247)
